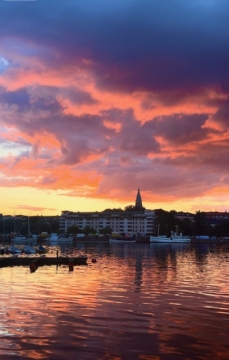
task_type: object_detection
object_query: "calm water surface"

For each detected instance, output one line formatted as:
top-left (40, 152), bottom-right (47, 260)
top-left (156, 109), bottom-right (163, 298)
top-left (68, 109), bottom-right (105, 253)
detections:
top-left (0, 242), bottom-right (229, 360)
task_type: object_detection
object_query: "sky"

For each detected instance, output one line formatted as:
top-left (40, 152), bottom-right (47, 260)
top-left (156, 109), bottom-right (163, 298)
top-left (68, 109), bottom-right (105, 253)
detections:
top-left (1, 0), bottom-right (229, 216)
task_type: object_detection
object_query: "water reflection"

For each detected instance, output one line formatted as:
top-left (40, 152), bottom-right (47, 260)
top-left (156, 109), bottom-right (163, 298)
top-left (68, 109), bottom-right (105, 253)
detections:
top-left (0, 242), bottom-right (229, 359)
top-left (134, 250), bottom-right (143, 293)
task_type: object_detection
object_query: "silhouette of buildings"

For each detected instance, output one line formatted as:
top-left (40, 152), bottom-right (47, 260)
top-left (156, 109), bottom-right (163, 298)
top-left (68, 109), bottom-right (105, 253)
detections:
top-left (59, 189), bottom-right (155, 235)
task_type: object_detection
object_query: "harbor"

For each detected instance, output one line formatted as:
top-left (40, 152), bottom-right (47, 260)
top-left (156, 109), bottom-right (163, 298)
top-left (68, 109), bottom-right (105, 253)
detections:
top-left (0, 241), bottom-right (229, 359)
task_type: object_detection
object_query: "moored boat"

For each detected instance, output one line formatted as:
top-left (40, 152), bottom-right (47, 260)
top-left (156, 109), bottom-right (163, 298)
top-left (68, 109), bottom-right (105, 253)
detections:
top-left (36, 245), bottom-right (49, 254)
top-left (109, 237), bottom-right (136, 243)
top-left (13, 236), bottom-right (28, 243)
top-left (150, 225), bottom-right (191, 243)
top-left (22, 245), bottom-right (36, 254)
top-left (7, 245), bottom-right (21, 254)
top-left (55, 237), bottom-right (73, 242)
top-left (46, 233), bottom-right (73, 243)
top-left (150, 235), bottom-right (191, 243)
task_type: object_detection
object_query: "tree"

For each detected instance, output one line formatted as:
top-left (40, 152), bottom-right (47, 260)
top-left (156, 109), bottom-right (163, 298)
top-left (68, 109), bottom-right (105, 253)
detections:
top-left (125, 205), bottom-right (145, 212)
top-left (83, 226), bottom-right (96, 235)
top-left (154, 209), bottom-right (177, 236)
top-left (102, 208), bottom-right (124, 213)
top-left (194, 211), bottom-right (207, 235)
top-left (100, 227), bottom-right (112, 235)
top-left (67, 225), bottom-right (81, 235)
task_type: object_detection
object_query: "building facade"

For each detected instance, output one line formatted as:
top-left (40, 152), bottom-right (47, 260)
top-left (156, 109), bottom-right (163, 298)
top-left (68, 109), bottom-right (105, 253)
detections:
top-left (59, 190), bottom-right (155, 236)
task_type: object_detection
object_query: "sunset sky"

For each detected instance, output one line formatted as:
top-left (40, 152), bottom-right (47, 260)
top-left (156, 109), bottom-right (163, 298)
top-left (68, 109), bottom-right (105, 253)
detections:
top-left (1, 0), bottom-right (229, 216)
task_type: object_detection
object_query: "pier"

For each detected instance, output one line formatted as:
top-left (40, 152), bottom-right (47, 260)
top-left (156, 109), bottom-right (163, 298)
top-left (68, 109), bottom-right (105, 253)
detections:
top-left (0, 255), bottom-right (88, 269)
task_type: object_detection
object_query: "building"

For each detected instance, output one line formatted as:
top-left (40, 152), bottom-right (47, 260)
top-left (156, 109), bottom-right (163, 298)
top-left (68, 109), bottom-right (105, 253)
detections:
top-left (205, 211), bottom-right (229, 226)
top-left (135, 188), bottom-right (142, 208)
top-left (59, 190), bottom-right (155, 236)
top-left (175, 212), bottom-right (195, 222)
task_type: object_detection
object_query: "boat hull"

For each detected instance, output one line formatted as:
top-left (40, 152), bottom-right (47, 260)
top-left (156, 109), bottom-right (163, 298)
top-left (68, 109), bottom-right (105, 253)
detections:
top-left (47, 236), bottom-right (73, 243)
top-left (109, 239), bottom-right (136, 243)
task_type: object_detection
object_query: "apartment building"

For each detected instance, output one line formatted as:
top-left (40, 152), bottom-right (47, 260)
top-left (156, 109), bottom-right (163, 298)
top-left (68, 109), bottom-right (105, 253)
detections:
top-left (59, 190), bottom-right (155, 236)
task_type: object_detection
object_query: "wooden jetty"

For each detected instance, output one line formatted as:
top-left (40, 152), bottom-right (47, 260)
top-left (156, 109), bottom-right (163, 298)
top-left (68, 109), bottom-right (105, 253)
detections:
top-left (0, 255), bottom-right (88, 269)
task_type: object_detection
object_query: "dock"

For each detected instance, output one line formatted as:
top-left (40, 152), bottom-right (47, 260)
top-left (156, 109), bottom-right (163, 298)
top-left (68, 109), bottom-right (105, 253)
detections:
top-left (0, 256), bottom-right (88, 269)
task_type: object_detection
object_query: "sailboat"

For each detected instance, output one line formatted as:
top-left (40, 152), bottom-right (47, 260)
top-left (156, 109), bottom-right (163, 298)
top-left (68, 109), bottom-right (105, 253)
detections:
top-left (8, 245), bottom-right (21, 254)
top-left (4, 215), bottom-right (21, 254)
top-left (0, 216), bottom-right (6, 254)
top-left (11, 214), bottom-right (28, 243)
top-left (22, 215), bottom-right (36, 254)
top-left (23, 244), bottom-right (36, 254)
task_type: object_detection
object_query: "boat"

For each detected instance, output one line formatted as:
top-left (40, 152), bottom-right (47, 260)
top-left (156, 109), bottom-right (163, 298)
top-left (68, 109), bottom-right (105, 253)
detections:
top-left (47, 233), bottom-right (59, 242)
top-left (150, 225), bottom-right (191, 243)
top-left (19, 216), bottom-right (37, 254)
top-left (109, 239), bottom-right (136, 243)
top-left (12, 214), bottom-right (31, 243)
top-left (36, 245), bottom-right (49, 254)
top-left (13, 236), bottom-right (28, 243)
top-left (55, 237), bottom-right (73, 242)
top-left (109, 236), bottom-right (136, 243)
top-left (150, 234), bottom-right (190, 243)
top-left (7, 245), bottom-right (21, 254)
top-left (22, 245), bottom-right (36, 254)
top-left (47, 233), bottom-right (73, 243)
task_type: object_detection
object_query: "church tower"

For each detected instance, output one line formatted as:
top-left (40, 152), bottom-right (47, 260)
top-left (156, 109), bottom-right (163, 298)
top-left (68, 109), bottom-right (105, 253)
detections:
top-left (135, 188), bottom-right (143, 208)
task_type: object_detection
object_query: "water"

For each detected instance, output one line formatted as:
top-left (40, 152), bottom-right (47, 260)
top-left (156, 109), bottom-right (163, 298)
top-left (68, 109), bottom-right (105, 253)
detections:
top-left (0, 242), bottom-right (229, 359)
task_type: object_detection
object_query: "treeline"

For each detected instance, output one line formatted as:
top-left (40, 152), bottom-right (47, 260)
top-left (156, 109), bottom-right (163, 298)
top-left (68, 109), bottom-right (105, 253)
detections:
top-left (67, 225), bottom-right (112, 235)
top-left (155, 210), bottom-right (229, 237)
top-left (0, 216), bottom-right (60, 236)
top-left (103, 205), bottom-right (145, 212)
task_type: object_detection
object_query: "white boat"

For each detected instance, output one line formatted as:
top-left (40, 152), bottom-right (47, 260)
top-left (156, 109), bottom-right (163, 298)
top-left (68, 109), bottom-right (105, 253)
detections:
top-left (47, 233), bottom-right (73, 243)
top-left (150, 235), bottom-right (191, 243)
top-left (48, 233), bottom-right (59, 243)
top-left (150, 225), bottom-right (191, 243)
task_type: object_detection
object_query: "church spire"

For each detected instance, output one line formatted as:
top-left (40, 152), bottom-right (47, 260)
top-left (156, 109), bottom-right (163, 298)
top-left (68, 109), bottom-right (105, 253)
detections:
top-left (135, 188), bottom-right (143, 208)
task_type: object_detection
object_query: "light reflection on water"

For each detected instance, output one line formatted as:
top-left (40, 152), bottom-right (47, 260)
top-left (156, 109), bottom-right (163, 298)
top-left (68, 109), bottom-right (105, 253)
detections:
top-left (0, 242), bottom-right (229, 359)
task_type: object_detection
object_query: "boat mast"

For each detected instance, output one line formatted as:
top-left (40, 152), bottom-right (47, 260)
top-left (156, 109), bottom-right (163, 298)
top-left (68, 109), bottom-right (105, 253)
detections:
top-left (157, 223), bottom-right (160, 236)
top-left (14, 212), bottom-right (15, 241)
top-left (2, 215), bottom-right (4, 245)
top-left (28, 214), bottom-right (30, 240)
